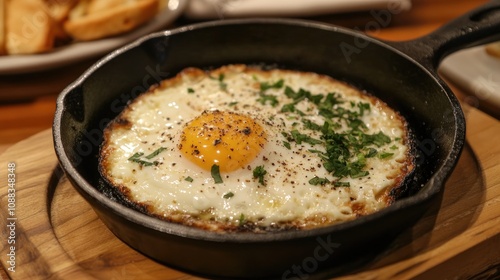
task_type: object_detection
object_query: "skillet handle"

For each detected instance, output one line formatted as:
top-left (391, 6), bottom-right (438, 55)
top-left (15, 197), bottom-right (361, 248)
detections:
top-left (386, 0), bottom-right (500, 71)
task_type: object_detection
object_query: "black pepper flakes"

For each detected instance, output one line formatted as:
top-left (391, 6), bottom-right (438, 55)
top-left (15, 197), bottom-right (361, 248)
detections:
top-left (241, 127), bottom-right (252, 135)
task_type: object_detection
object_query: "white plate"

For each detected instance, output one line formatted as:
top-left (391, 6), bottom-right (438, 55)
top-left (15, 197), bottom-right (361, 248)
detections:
top-left (0, 0), bottom-right (187, 75)
top-left (184, 0), bottom-right (412, 19)
top-left (440, 45), bottom-right (500, 111)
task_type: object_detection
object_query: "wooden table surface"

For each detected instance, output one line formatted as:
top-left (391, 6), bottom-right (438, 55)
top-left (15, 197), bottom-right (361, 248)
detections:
top-left (0, 0), bottom-right (498, 152)
top-left (0, 0), bottom-right (498, 279)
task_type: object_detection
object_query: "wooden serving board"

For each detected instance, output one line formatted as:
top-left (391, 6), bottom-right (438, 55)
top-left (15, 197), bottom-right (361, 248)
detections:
top-left (0, 106), bottom-right (499, 280)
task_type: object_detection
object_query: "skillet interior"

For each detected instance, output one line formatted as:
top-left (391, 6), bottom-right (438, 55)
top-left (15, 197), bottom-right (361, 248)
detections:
top-left (54, 19), bottom-right (463, 278)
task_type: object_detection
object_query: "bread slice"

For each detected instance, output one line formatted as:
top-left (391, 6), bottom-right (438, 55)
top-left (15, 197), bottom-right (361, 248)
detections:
top-left (43, 0), bottom-right (79, 39)
top-left (5, 0), bottom-right (56, 54)
top-left (64, 0), bottom-right (159, 41)
top-left (485, 41), bottom-right (500, 59)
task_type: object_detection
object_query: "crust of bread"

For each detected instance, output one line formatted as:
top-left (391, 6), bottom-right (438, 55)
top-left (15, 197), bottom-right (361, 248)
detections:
top-left (63, 0), bottom-right (159, 41)
top-left (5, 0), bottom-right (55, 55)
top-left (485, 41), bottom-right (500, 59)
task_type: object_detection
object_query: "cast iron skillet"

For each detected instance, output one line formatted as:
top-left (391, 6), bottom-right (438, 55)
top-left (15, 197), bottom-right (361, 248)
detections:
top-left (53, 1), bottom-right (500, 278)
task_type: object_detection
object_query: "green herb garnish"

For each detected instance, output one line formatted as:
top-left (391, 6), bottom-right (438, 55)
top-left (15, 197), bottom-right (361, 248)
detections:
top-left (145, 147), bottom-right (167, 159)
top-left (334, 181), bottom-right (351, 187)
top-left (238, 213), bottom-right (245, 225)
top-left (210, 74), bottom-right (227, 91)
top-left (309, 176), bottom-right (330, 186)
top-left (252, 165), bottom-right (267, 185)
top-left (185, 176), bottom-right (194, 182)
top-left (284, 86), bottom-right (323, 105)
top-left (365, 148), bottom-right (378, 158)
top-left (211, 164), bottom-right (223, 184)
top-left (257, 93), bottom-right (279, 107)
top-left (302, 119), bottom-right (322, 131)
top-left (378, 152), bottom-right (394, 159)
top-left (286, 129), bottom-right (322, 146)
top-left (218, 74), bottom-right (227, 90)
top-left (223, 192), bottom-right (234, 199)
top-left (283, 141), bottom-right (291, 149)
top-left (128, 152), bottom-right (154, 166)
top-left (187, 88), bottom-right (195, 94)
top-left (281, 103), bottom-right (305, 116)
top-left (128, 147), bottom-right (167, 166)
top-left (257, 79), bottom-right (394, 185)
top-left (260, 79), bottom-right (284, 91)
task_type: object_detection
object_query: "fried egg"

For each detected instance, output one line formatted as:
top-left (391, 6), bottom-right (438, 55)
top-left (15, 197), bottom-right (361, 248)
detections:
top-left (99, 64), bottom-right (414, 232)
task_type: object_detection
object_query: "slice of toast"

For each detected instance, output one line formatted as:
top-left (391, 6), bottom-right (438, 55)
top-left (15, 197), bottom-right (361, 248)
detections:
top-left (64, 0), bottom-right (159, 41)
top-left (5, 0), bottom-right (56, 54)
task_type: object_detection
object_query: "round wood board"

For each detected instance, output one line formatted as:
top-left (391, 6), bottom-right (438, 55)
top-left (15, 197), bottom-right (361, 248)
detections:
top-left (0, 117), bottom-right (499, 279)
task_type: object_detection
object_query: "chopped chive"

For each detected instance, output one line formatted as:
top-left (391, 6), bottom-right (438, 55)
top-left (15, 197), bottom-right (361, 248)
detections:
top-left (128, 152), bottom-right (155, 166)
top-left (290, 129), bottom-right (322, 145)
top-left (145, 147), bottom-right (167, 159)
top-left (128, 152), bottom-right (144, 160)
top-left (209, 74), bottom-right (227, 90)
top-left (223, 192), bottom-right (234, 199)
top-left (187, 88), bottom-right (195, 93)
top-left (283, 141), bottom-right (291, 149)
top-left (253, 165), bottom-right (267, 185)
top-left (256, 76), bottom-right (399, 182)
top-left (218, 74), bottom-right (227, 90)
top-left (260, 79), bottom-right (284, 91)
top-left (257, 93), bottom-right (279, 107)
top-left (309, 176), bottom-right (330, 186)
top-left (185, 176), bottom-right (194, 182)
top-left (379, 152), bottom-right (394, 159)
top-left (365, 148), bottom-right (378, 158)
top-left (334, 181), bottom-right (350, 187)
top-left (211, 164), bottom-right (223, 184)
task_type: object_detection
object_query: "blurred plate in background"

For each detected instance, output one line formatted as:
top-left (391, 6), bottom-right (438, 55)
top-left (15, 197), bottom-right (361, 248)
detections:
top-left (0, 0), bottom-right (187, 75)
top-left (184, 0), bottom-right (412, 19)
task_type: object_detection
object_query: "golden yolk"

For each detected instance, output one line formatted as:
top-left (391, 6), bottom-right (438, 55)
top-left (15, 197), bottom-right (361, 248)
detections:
top-left (179, 110), bottom-right (267, 172)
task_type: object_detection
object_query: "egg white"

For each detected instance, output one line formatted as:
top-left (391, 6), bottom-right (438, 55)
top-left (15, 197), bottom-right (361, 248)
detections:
top-left (100, 65), bottom-right (412, 231)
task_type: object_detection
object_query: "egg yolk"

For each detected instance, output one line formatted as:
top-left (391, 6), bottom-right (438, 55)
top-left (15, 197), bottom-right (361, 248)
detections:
top-left (179, 110), bottom-right (267, 172)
